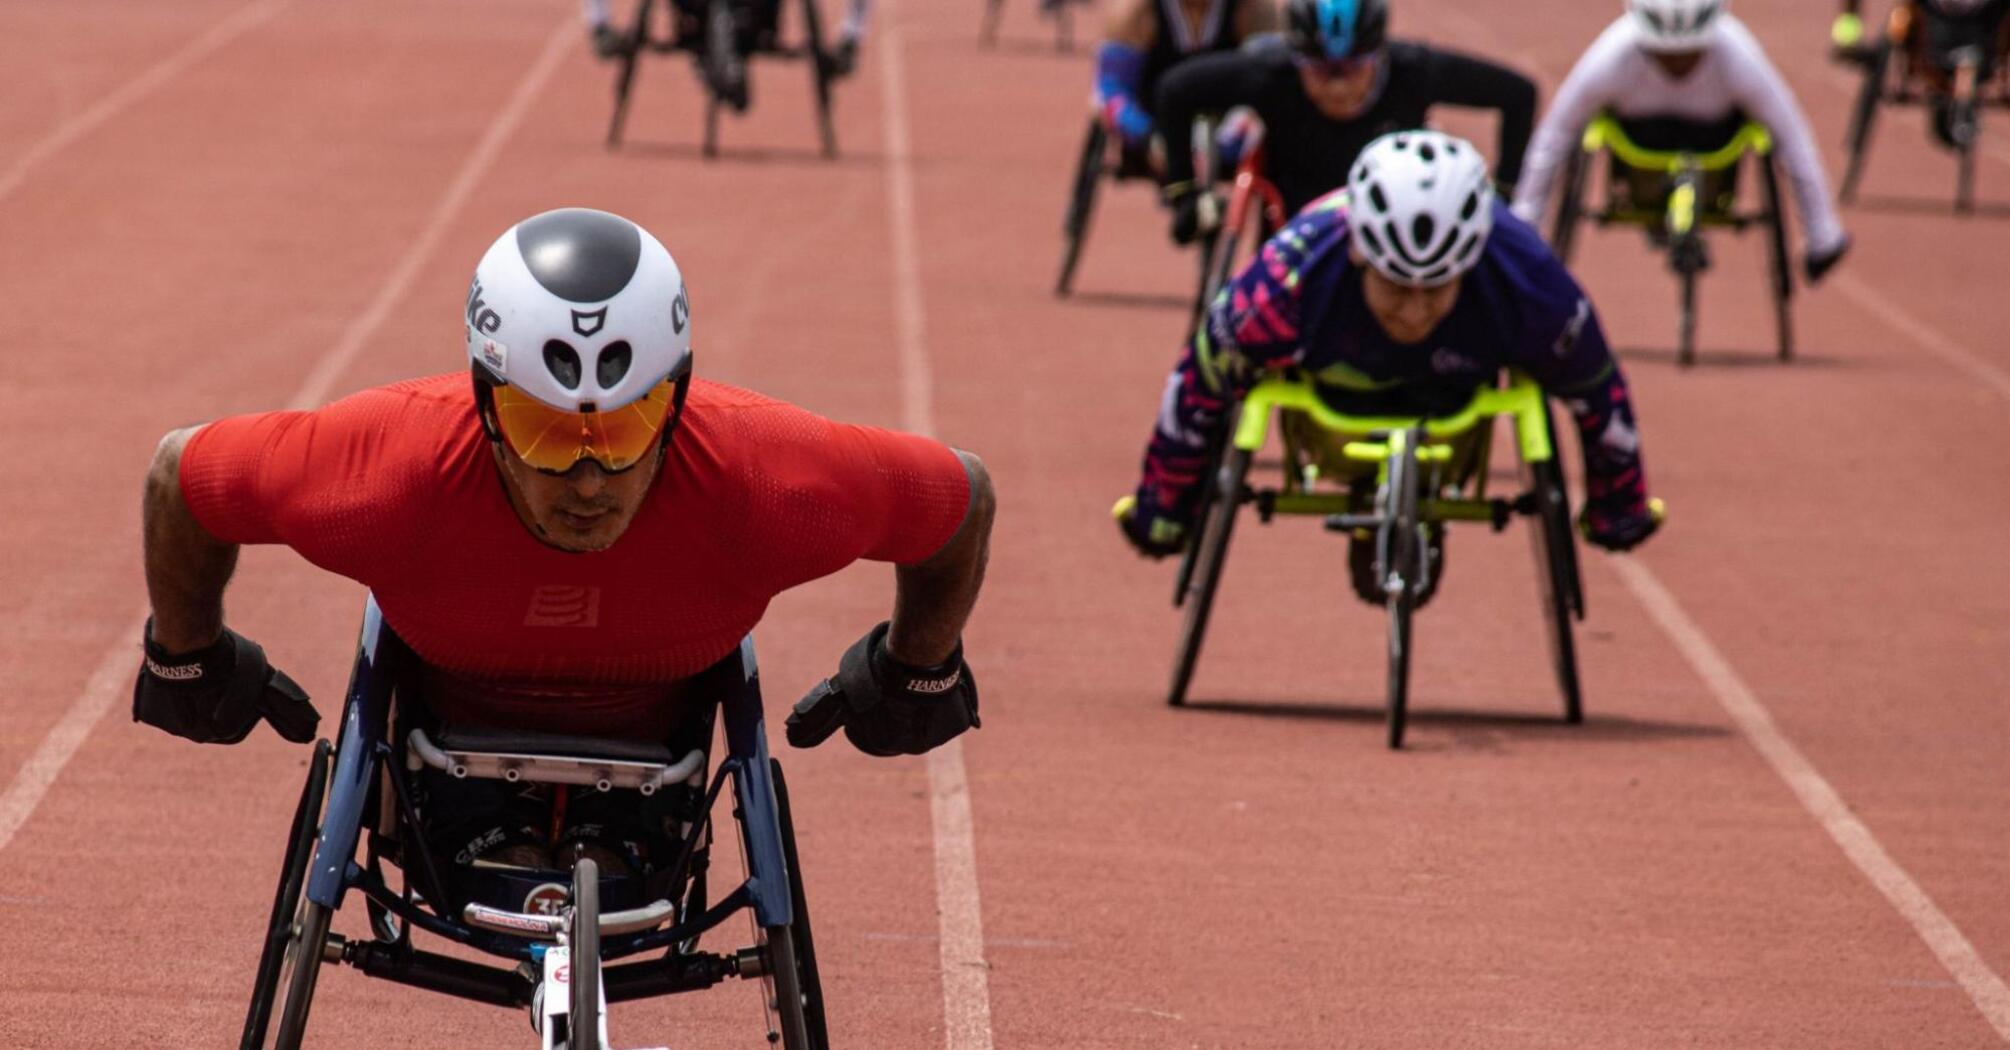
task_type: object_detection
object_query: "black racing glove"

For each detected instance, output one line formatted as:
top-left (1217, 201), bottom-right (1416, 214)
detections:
top-left (132, 622), bottom-right (319, 745)
top-left (784, 621), bottom-right (980, 757)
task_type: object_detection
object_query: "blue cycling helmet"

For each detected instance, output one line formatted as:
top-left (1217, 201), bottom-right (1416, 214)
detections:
top-left (1287, 0), bottom-right (1390, 61)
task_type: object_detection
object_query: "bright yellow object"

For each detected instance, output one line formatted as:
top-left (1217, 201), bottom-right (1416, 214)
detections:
top-left (1581, 115), bottom-right (1772, 175)
top-left (1831, 12), bottom-right (1864, 49)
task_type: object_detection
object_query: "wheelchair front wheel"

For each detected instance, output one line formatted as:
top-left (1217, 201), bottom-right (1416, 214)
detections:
top-left (568, 858), bottom-right (603, 1050)
top-left (1840, 40), bottom-right (1889, 203)
top-left (1056, 120), bottom-right (1108, 296)
top-left (240, 741), bottom-right (331, 1050)
top-left (1169, 445), bottom-right (1250, 706)
top-left (266, 896), bottom-right (332, 1050)
top-left (1382, 432), bottom-right (1422, 750)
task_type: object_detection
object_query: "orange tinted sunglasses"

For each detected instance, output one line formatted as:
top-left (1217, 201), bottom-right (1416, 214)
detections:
top-left (491, 377), bottom-right (677, 474)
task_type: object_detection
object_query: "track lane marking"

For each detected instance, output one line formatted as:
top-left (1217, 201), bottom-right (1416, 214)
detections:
top-left (878, 11), bottom-right (997, 1050)
top-left (1610, 558), bottom-right (2010, 1042)
top-left (0, 0), bottom-right (293, 206)
top-left (0, 17), bottom-right (575, 858)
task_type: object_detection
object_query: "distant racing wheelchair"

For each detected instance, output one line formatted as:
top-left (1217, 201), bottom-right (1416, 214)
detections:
top-left (242, 599), bottom-right (827, 1050)
top-left (1835, 0), bottom-right (2010, 212)
top-left (1115, 132), bottom-right (1665, 748)
top-left (1549, 113), bottom-right (1794, 367)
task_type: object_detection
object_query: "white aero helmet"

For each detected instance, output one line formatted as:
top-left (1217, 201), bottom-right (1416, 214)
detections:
top-left (465, 208), bottom-right (693, 473)
top-left (1346, 130), bottom-right (1495, 288)
top-left (1626, 0), bottom-right (1727, 52)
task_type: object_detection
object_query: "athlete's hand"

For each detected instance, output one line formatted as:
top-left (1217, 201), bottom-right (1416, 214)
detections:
top-left (1113, 494), bottom-right (1187, 558)
top-left (785, 622), bottom-right (980, 757)
top-left (1804, 234), bottom-right (1850, 284)
top-left (1166, 184), bottom-right (1204, 245)
top-left (1579, 496), bottom-right (1665, 553)
top-left (132, 622), bottom-right (319, 745)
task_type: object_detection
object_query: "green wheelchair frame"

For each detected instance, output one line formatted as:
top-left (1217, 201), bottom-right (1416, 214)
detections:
top-left (1168, 372), bottom-right (1586, 749)
top-left (1551, 115), bottom-right (1793, 368)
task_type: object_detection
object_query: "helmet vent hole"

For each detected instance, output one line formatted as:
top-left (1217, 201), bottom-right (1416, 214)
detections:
top-left (1419, 142), bottom-right (1436, 163)
top-left (543, 340), bottom-right (583, 390)
top-left (1460, 192), bottom-right (1480, 221)
top-left (597, 341), bottom-right (633, 389)
top-left (1411, 213), bottom-right (1437, 248)
top-left (1358, 225), bottom-right (1383, 255)
top-left (1369, 184), bottom-right (1390, 213)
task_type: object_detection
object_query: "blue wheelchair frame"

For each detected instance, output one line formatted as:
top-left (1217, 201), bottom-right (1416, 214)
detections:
top-left (302, 595), bottom-right (799, 998)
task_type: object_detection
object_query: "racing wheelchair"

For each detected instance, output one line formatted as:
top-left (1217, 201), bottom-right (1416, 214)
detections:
top-left (1550, 114), bottom-right (1793, 368)
top-left (1189, 122), bottom-right (1286, 325)
top-left (1838, 1), bottom-right (2010, 213)
top-left (241, 598), bottom-right (827, 1050)
top-left (606, 0), bottom-right (839, 158)
top-left (1163, 373), bottom-right (1587, 750)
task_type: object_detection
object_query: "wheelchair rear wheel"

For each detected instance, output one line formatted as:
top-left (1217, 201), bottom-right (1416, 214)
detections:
top-left (240, 741), bottom-right (331, 1050)
top-left (1169, 445), bottom-right (1250, 706)
top-left (1551, 146), bottom-right (1589, 263)
top-left (1760, 155), bottom-right (1795, 362)
top-left (569, 858), bottom-right (603, 1050)
top-left (1056, 119), bottom-right (1107, 296)
top-left (769, 760), bottom-right (830, 1048)
top-left (1523, 420), bottom-right (1584, 724)
top-left (1382, 432), bottom-right (1422, 750)
top-left (1841, 40), bottom-right (1890, 204)
top-left (799, 0), bottom-right (837, 158)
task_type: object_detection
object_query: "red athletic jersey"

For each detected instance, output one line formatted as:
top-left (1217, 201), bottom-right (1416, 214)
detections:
top-left (180, 374), bottom-right (969, 730)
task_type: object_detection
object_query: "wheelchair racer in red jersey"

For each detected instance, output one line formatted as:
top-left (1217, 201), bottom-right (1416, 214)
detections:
top-left (1092, 0), bottom-right (1283, 172)
top-left (133, 207), bottom-right (994, 877)
top-left (1117, 132), bottom-right (1660, 599)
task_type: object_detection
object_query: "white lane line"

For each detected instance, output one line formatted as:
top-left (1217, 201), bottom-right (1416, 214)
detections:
top-left (878, 11), bottom-right (997, 1050)
top-left (0, 0), bottom-right (292, 206)
top-left (0, 17), bottom-right (574, 858)
top-left (1610, 558), bottom-right (2010, 1042)
top-left (1829, 272), bottom-right (2010, 402)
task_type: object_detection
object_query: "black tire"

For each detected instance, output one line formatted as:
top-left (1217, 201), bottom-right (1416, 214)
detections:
top-left (770, 761), bottom-right (829, 1048)
top-left (569, 858), bottom-right (602, 1050)
top-left (606, 0), bottom-right (656, 148)
top-left (1760, 155), bottom-right (1795, 362)
top-left (1955, 100), bottom-right (1978, 214)
top-left (1840, 40), bottom-right (1888, 204)
top-left (1168, 445), bottom-right (1250, 707)
top-left (1551, 146), bottom-right (1588, 263)
top-left (1524, 438), bottom-right (1584, 724)
top-left (1171, 427), bottom-right (1228, 608)
top-left (240, 742), bottom-right (332, 1050)
top-left (1676, 253), bottom-right (1698, 368)
top-left (266, 897), bottom-right (332, 1050)
top-left (1383, 434), bottom-right (1421, 750)
top-left (1186, 220), bottom-right (1222, 333)
top-left (799, 0), bottom-right (836, 158)
top-left (1056, 120), bottom-right (1107, 296)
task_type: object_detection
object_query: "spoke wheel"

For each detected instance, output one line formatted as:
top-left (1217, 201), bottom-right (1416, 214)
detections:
top-left (1168, 445), bottom-right (1250, 706)
top-left (241, 742), bottom-right (331, 1050)
top-left (568, 858), bottom-right (602, 1050)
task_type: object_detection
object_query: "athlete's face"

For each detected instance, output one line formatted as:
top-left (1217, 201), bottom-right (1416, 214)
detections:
top-left (495, 442), bottom-right (662, 553)
top-left (1358, 259), bottom-right (1463, 344)
top-left (1296, 53), bottom-right (1381, 119)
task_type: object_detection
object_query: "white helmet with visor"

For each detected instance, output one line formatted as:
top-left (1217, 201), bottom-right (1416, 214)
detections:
top-left (465, 208), bottom-right (693, 474)
top-left (1626, 0), bottom-right (1727, 52)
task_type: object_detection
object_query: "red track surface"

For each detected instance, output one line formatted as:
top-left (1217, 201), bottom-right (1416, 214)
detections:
top-left (1, 0), bottom-right (2005, 1046)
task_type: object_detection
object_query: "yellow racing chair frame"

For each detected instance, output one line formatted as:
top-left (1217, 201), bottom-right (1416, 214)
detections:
top-left (1167, 372), bottom-right (1586, 749)
top-left (1550, 115), bottom-right (1793, 368)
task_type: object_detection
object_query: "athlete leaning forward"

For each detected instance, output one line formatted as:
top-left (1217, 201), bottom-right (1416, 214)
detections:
top-left (134, 207), bottom-right (994, 894)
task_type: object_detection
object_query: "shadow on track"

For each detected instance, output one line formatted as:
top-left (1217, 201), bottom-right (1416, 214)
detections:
top-left (613, 141), bottom-right (886, 168)
top-left (1181, 698), bottom-right (1729, 744)
top-left (1614, 345), bottom-right (1856, 370)
top-left (1063, 289), bottom-right (1194, 312)
top-left (1848, 193), bottom-right (2010, 220)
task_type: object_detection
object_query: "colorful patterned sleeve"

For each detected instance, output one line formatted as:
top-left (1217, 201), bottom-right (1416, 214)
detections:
top-left (1132, 204), bottom-right (1345, 520)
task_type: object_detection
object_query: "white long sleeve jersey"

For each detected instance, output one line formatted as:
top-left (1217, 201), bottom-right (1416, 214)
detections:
top-left (1511, 14), bottom-right (1845, 255)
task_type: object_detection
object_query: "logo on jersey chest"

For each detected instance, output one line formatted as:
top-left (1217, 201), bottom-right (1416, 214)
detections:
top-left (524, 585), bottom-right (602, 627)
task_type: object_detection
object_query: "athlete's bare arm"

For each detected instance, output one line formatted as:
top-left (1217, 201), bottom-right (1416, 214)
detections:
top-left (1105, 0), bottom-right (1159, 50)
top-left (886, 450), bottom-right (994, 667)
top-left (143, 426), bottom-right (238, 653)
